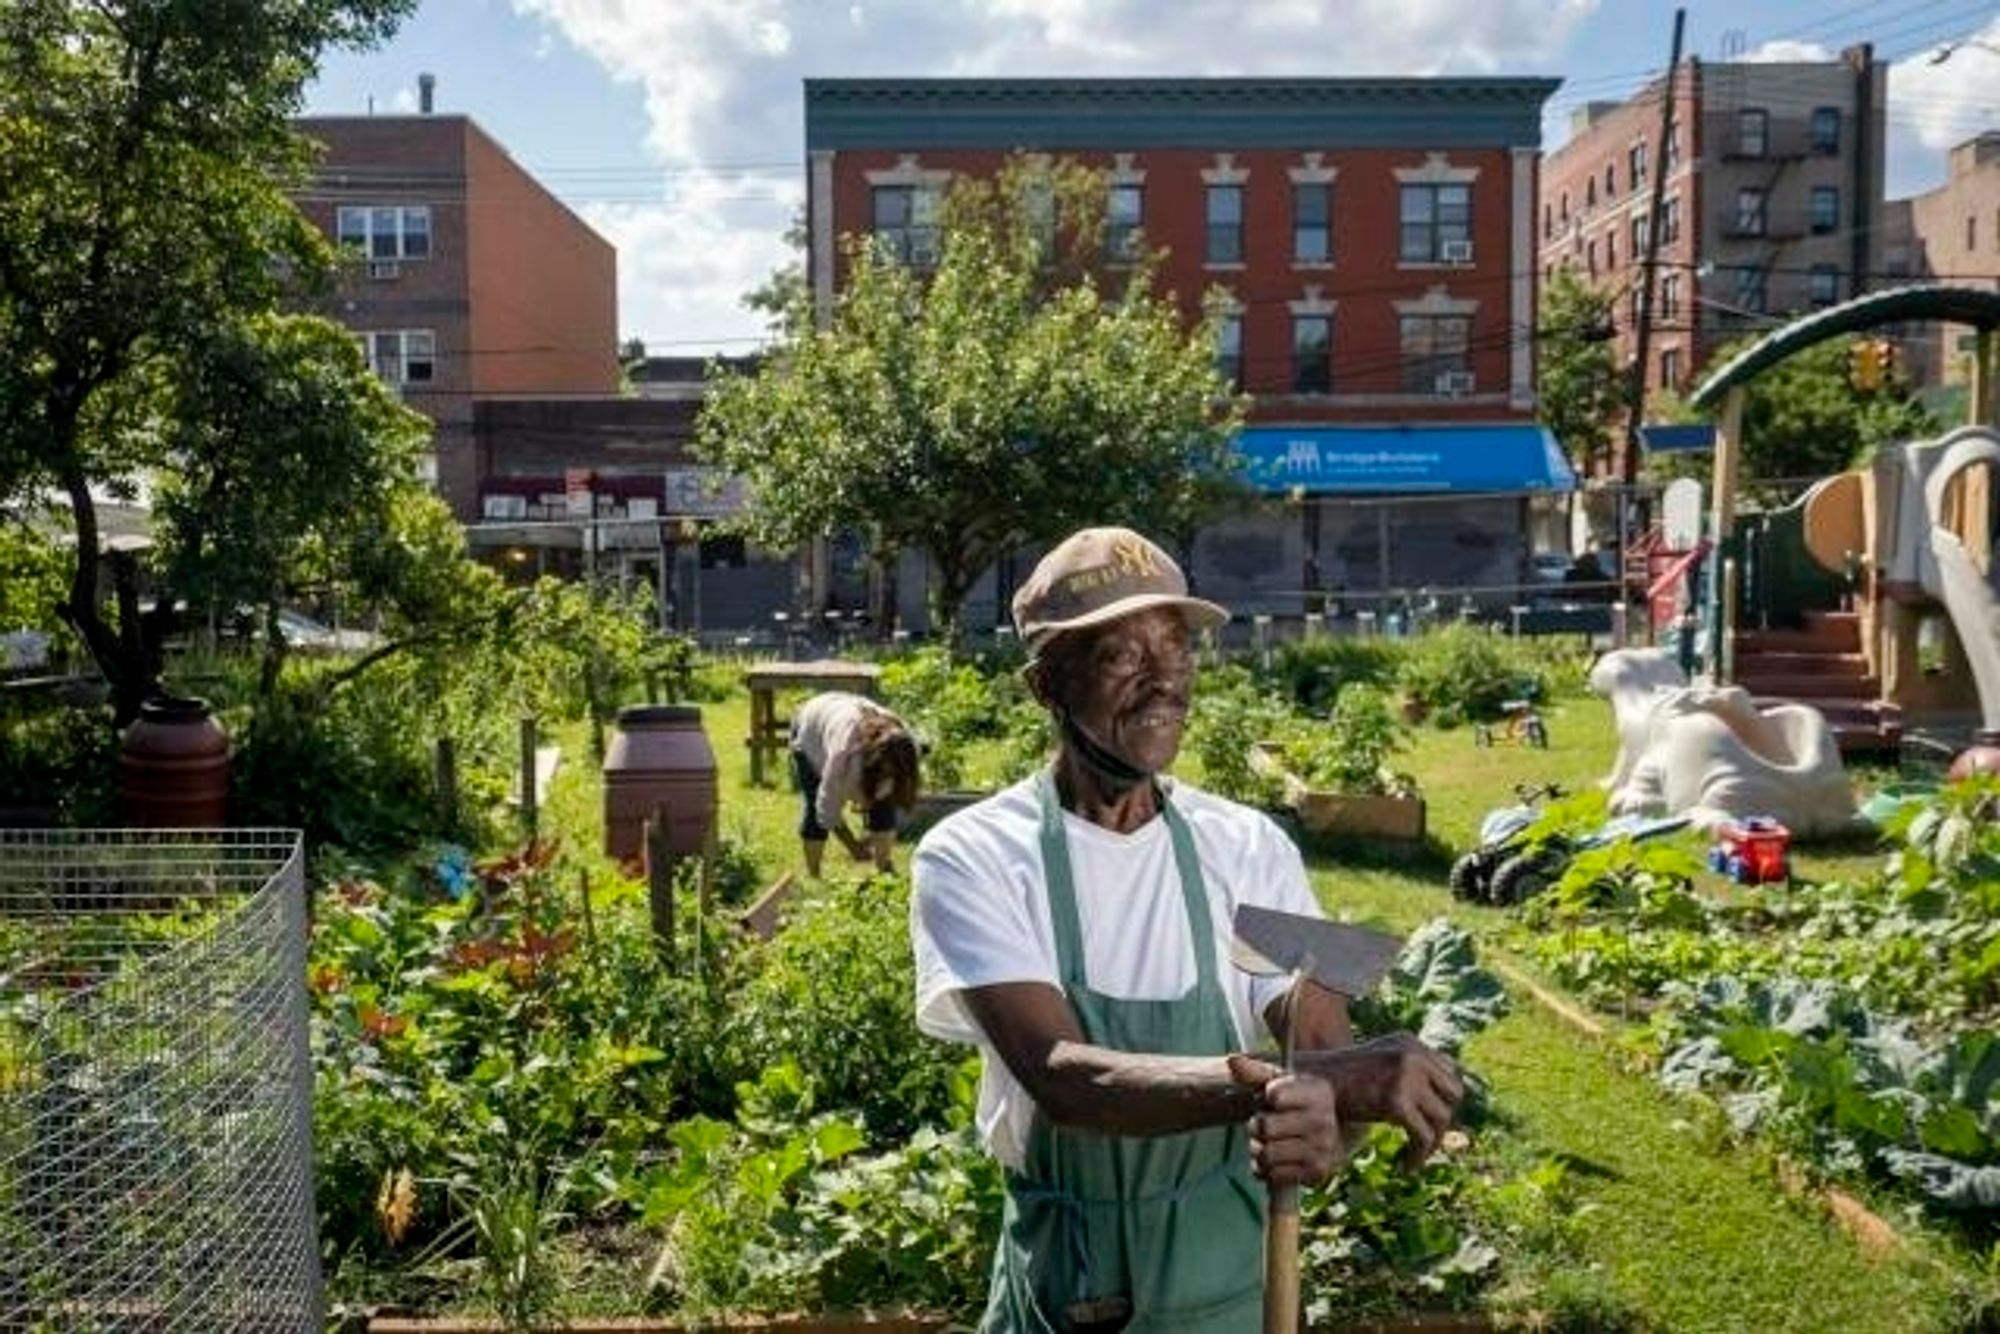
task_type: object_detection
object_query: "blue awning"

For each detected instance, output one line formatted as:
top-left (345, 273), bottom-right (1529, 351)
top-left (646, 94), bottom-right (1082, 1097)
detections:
top-left (1638, 423), bottom-right (1717, 453)
top-left (1234, 424), bottom-right (1575, 495)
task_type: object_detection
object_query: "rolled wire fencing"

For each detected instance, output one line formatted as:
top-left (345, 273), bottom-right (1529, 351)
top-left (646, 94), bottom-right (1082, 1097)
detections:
top-left (0, 829), bottom-right (320, 1332)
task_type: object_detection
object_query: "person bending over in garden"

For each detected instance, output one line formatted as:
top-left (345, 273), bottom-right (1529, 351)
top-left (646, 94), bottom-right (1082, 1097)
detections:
top-left (789, 691), bottom-right (920, 877)
top-left (911, 526), bottom-right (1465, 1332)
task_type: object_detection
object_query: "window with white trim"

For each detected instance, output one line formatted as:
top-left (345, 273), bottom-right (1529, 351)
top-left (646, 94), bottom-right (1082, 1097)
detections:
top-left (871, 185), bottom-right (942, 267)
top-left (360, 330), bottom-right (436, 386)
top-left (1661, 196), bottom-right (1682, 244)
top-left (1291, 315), bottom-right (1331, 393)
top-left (1108, 184), bottom-right (1144, 260)
top-left (1660, 271), bottom-right (1681, 320)
top-left (336, 205), bottom-right (432, 260)
top-left (1215, 314), bottom-right (1243, 387)
top-left (1295, 184), bottom-right (1332, 263)
top-left (1399, 315), bottom-right (1470, 393)
top-left (1206, 185), bottom-right (1244, 264)
top-left (1399, 183), bottom-right (1472, 263)
top-left (1660, 347), bottom-right (1682, 391)
top-left (1629, 141), bottom-right (1647, 189)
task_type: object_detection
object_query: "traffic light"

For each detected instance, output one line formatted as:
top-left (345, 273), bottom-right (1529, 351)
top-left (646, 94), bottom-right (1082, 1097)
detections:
top-left (1877, 337), bottom-right (1899, 386)
top-left (1849, 338), bottom-right (1883, 392)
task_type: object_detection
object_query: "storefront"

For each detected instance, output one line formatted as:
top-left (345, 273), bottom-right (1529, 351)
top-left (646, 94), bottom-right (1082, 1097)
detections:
top-left (1190, 423), bottom-right (1577, 617)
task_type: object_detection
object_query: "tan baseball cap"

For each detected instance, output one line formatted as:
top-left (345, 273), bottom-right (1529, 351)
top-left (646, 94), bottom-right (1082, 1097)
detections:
top-left (1011, 527), bottom-right (1229, 649)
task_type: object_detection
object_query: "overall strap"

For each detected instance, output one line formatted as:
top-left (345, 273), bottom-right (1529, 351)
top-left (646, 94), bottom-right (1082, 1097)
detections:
top-left (1034, 770), bottom-right (1090, 991)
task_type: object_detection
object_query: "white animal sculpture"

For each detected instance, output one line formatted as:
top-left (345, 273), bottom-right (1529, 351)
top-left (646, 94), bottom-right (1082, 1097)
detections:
top-left (1589, 648), bottom-right (1856, 837)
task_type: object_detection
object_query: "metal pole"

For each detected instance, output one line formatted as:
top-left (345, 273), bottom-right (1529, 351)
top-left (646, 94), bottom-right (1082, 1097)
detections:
top-left (1623, 7), bottom-right (1686, 482)
top-left (1972, 328), bottom-right (1996, 428)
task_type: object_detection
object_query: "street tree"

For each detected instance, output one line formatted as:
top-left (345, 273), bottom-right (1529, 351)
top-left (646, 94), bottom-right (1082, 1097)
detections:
top-left (151, 312), bottom-right (448, 697)
top-left (1651, 333), bottom-right (1940, 493)
top-left (1536, 268), bottom-right (1623, 470)
top-left (0, 0), bottom-right (414, 721)
top-left (696, 159), bottom-right (1248, 643)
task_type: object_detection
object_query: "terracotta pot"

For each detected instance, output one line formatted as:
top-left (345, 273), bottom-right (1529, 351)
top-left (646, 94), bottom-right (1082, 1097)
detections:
top-left (1946, 727), bottom-right (2000, 782)
top-left (118, 695), bottom-right (230, 827)
top-left (603, 704), bottom-right (718, 862)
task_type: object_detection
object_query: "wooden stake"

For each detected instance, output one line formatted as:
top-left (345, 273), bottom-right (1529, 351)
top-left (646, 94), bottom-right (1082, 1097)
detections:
top-left (645, 803), bottom-right (675, 966)
top-left (519, 717), bottom-right (539, 839)
top-left (434, 737), bottom-right (458, 831)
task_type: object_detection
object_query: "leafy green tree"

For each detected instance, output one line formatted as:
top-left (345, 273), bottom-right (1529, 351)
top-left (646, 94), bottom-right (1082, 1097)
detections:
top-left (1687, 334), bottom-right (1941, 486)
top-left (1537, 269), bottom-right (1623, 470)
top-left (152, 312), bottom-right (434, 695)
top-left (0, 0), bottom-right (414, 720)
top-left (696, 159), bottom-right (1248, 644)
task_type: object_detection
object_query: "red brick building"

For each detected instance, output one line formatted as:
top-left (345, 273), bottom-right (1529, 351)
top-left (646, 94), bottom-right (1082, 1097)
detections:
top-left (294, 106), bottom-right (621, 518)
top-left (803, 78), bottom-right (1568, 620)
top-left (1539, 48), bottom-right (1887, 478)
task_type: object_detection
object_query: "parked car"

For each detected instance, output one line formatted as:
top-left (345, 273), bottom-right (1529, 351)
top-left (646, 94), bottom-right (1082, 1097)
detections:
top-left (1527, 551), bottom-right (1575, 587)
top-left (276, 609), bottom-right (381, 655)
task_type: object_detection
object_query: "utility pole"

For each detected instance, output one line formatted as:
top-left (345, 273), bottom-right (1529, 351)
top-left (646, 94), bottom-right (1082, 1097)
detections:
top-left (1624, 6), bottom-right (1686, 487)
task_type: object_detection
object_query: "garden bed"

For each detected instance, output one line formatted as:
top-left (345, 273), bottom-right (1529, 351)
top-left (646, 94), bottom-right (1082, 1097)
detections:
top-left (1250, 743), bottom-right (1426, 841)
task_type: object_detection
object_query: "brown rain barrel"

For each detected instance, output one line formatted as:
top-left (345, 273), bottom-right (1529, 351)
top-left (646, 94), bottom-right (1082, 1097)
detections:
top-left (118, 696), bottom-right (231, 827)
top-left (603, 705), bottom-right (718, 863)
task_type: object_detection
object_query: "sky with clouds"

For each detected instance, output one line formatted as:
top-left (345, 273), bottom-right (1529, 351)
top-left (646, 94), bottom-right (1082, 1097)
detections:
top-left (306, 0), bottom-right (2000, 355)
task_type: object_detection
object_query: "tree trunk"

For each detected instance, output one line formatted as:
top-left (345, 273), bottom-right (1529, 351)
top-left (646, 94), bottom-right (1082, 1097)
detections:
top-left (928, 556), bottom-right (985, 656)
top-left (56, 459), bottom-right (153, 725)
top-left (868, 543), bottom-right (899, 641)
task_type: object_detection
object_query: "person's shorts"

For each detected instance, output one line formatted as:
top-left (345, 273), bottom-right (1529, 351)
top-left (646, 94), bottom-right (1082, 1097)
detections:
top-left (791, 749), bottom-right (896, 839)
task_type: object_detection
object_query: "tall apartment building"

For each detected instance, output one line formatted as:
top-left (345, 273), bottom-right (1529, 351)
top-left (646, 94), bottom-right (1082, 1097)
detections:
top-left (1902, 132), bottom-right (2000, 387)
top-left (1539, 46), bottom-right (1886, 476)
top-left (804, 78), bottom-right (1565, 621)
top-left (294, 95), bottom-right (620, 519)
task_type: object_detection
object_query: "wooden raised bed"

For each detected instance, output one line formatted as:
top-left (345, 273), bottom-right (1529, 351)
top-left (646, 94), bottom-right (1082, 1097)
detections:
top-left (1250, 745), bottom-right (1427, 842)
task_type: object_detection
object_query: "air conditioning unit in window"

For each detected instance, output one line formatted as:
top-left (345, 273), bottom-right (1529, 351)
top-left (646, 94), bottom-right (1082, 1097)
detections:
top-left (1435, 370), bottom-right (1476, 396)
top-left (367, 260), bottom-right (402, 280)
top-left (1440, 239), bottom-right (1474, 264)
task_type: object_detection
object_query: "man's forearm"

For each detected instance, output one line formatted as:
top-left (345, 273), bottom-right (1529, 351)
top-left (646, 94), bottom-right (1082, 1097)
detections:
top-left (1040, 1041), bottom-right (1261, 1137)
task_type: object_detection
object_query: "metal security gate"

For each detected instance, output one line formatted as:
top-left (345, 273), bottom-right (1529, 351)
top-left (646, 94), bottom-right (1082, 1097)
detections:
top-left (0, 829), bottom-right (320, 1331)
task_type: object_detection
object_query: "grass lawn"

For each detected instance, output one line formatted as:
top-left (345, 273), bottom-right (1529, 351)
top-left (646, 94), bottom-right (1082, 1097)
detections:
top-left (541, 662), bottom-right (1994, 1332)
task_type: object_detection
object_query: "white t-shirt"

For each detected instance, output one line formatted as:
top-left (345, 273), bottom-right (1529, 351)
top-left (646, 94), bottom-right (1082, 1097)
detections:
top-left (911, 777), bottom-right (1323, 1171)
top-left (790, 691), bottom-right (895, 829)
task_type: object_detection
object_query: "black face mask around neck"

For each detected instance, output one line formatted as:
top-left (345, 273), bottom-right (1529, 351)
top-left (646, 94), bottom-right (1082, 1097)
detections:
top-left (1056, 708), bottom-right (1152, 792)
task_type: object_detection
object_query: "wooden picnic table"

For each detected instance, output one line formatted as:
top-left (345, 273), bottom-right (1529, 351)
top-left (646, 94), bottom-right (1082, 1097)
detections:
top-left (742, 659), bottom-right (883, 786)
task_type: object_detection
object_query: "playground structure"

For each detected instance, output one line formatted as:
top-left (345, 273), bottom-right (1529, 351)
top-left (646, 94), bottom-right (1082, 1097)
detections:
top-left (1686, 286), bottom-right (2000, 758)
top-left (1591, 647), bottom-right (1857, 838)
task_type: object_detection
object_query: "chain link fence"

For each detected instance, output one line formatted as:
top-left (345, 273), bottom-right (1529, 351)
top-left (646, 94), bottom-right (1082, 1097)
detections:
top-left (0, 829), bottom-right (320, 1332)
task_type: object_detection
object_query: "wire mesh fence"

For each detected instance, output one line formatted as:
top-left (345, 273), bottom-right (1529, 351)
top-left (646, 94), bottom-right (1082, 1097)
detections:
top-left (0, 828), bottom-right (320, 1332)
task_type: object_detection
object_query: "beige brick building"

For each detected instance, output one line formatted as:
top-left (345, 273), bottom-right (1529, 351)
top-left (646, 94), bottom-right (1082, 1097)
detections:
top-left (1902, 133), bottom-right (2000, 388)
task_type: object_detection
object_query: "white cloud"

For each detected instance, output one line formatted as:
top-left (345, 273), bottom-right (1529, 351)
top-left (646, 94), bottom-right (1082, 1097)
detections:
top-left (1888, 13), bottom-right (2000, 169)
top-left (511, 0), bottom-right (1598, 349)
top-left (1738, 39), bottom-right (1833, 63)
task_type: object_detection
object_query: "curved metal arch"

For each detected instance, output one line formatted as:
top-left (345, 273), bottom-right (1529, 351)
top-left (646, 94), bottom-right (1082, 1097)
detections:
top-left (1688, 284), bottom-right (2000, 410)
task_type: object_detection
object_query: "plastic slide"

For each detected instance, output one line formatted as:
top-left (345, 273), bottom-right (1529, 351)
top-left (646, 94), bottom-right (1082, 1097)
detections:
top-left (1920, 428), bottom-right (2000, 731)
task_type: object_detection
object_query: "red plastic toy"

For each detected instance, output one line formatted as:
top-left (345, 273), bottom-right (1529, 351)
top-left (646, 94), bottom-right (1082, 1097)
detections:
top-left (1707, 817), bottom-right (1792, 884)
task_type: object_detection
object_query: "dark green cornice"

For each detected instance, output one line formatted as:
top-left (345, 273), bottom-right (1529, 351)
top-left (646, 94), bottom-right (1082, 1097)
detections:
top-left (804, 77), bottom-right (1562, 151)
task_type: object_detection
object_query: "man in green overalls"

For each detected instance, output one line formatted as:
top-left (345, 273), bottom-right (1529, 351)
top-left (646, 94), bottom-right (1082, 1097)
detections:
top-left (912, 527), bottom-right (1465, 1332)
